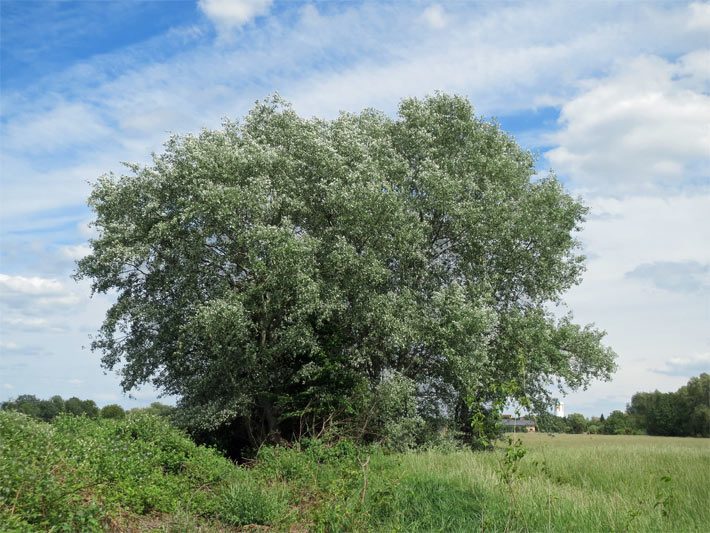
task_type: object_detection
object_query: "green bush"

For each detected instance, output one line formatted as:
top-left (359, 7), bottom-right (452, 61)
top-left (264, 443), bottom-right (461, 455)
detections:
top-left (0, 411), bottom-right (238, 530)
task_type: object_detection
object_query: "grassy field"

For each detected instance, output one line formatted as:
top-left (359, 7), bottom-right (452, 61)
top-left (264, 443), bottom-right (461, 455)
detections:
top-left (2, 411), bottom-right (709, 532)
top-left (365, 433), bottom-right (710, 532)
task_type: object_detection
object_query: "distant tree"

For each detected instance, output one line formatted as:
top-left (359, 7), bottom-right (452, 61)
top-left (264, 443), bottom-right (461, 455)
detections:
top-left (36, 396), bottom-right (63, 422)
top-left (81, 400), bottom-right (100, 418)
top-left (64, 397), bottom-right (84, 416)
top-left (145, 402), bottom-right (175, 418)
top-left (49, 395), bottom-right (65, 414)
top-left (678, 373), bottom-right (710, 437)
top-left (100, 404), bottom-right (126, 419)
top-left (1, 395), bottom-right (107, 421)
top-left (536, 411), bottom-right (570, 433)
top-left (64, 397), bottom-right (99, 418)
top-left (626, 392), bottom-right (650, 430)
top-left (628, 373), bottom-right (709, 437)
top-left (1, 395), bottom-right (41, 419)
top-left (603, 410), bottom-right (632, 435)
top-left (566, 413), bottom-right (588, 434)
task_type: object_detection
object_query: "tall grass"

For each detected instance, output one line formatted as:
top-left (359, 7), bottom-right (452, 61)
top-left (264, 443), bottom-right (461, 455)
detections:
top-left (366, 434), bottom-right (710, 532)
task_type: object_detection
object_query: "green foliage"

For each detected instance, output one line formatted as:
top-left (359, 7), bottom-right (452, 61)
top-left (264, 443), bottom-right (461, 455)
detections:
top-left (497, 436), bottom-right (527, 487)
top-left (360, 371), bottom-right (425, 450)
top-left (2, 411), bottom-right (708, 532)
top-left (566, 413), bottom-right (588, 434)
top-left (535, 411), bottom-right (570, 433)
top-left (603, 410), bottom-right (633, 435)
top-left (130, 401), bottom-right (175, 418)
top-left (217, 476), bottom-right (289, 526)
top-left (0, 411), bottom-right (237, 531)
top-left (0, 394), bottom-right (96, 422)
top-left (64, 397), bottom-right (99, 418)
top-left (628, 373), bottom-right (710, 437)
top-left (99, 404), bottom-right (125, 419)
top-left (75, 93), bottom-right (616, 448)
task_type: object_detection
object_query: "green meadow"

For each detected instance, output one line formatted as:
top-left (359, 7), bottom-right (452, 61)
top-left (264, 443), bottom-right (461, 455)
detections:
top-left (2, 411), bottom-right (709, 532)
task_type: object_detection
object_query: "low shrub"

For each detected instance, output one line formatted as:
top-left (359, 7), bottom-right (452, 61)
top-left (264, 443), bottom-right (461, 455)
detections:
top-left (0, 410), bottom-right (238, 531)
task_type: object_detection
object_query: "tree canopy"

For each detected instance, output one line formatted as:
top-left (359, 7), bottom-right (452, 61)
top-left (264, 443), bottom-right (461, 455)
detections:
top-left (76, 94), bottom-right (616, 447)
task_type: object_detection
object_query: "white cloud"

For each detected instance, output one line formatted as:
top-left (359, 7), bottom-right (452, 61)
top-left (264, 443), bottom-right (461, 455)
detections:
top-left (0, 341), bottom-right (46, 357)
top-left (68, 378), bottom-right (83, 385)
top-left (78, 220), bottom-right (97, 239)
top-left (2, 316), bottom-right (50, 329)
top-left (560, 192), bottom-right (710, 413)
top-left (198, 0), bottom-right (272, 32)
top-left (687, 1), bottom-right (710, 31)
top-left (2, 1), bottom-right (708, 223)
top-left (579, 194), bottom-right (710, 282)
top-left (2, 384), bottom-right (13, 390)
top-left (654, 353), bottom-right (710, 377)
top-left (0, 274), bottom-right (64, 295)
top-left (1, 102), bottom-right (112, 155)
top-left (546, 54), bottom-right (710, 194)
top-left (0, 273), bottom-right (81, 310)
top-left (422, 4), bottom-right (447, 29)
top-left (60, 244), bottom-right (92, 261)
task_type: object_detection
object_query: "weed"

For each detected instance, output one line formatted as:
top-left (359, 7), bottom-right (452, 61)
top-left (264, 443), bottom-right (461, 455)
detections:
top-left (217, 478), bottom-right (289, 527)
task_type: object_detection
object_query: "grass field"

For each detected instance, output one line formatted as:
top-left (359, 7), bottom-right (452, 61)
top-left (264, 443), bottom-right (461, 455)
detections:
top-left (2, 411), bottom-right (709, 531)
top-left (362, 433), bottom-right (710, 532)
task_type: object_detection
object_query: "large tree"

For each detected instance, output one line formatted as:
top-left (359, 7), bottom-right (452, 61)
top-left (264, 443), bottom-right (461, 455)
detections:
top-left (76, 94), bottom-right (616, 445)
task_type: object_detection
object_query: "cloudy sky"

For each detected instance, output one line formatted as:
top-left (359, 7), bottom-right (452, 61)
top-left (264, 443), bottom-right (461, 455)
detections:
top-left (1, 0), bottom-right (708, 415)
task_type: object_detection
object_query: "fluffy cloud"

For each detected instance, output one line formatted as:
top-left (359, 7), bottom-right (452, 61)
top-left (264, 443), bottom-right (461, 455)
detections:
top-left (198, 0), bottom-right (272, 32)
top-left (0, 273), bottom-right (80, 310)
top-left (546, 54), bottom-right (710, 194)
top-left (0, 273), bottom-right (64, 295)
top-left (688, 1), bottom-right (710, 31)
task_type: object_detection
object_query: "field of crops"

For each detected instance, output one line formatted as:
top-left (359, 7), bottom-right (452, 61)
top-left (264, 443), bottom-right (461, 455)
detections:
top-left (1, 411), bottom-right (708, 531)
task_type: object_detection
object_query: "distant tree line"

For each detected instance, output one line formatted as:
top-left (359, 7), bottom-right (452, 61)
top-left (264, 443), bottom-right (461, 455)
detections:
top-left (536, 409), bottom-right (638, 435)
top-left (536, 373), bottom-right (709, 437)
top-left (0, 395), bottom-right (174, 422)
top-left (627, 373), bottom-right (709, 437)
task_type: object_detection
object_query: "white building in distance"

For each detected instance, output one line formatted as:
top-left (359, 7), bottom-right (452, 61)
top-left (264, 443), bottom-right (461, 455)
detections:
top-left (554, 402), bottom-right (565, 418)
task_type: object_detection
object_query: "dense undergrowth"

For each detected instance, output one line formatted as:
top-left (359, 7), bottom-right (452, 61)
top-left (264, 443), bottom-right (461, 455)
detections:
top-left (0, 411), bottom-right (239, 530)
top-left (2, 411), bottom-right (709, 532)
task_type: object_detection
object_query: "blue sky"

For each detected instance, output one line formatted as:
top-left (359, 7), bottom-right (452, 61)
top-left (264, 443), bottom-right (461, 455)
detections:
top-left (1, 0), bottom-right (708, 415)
